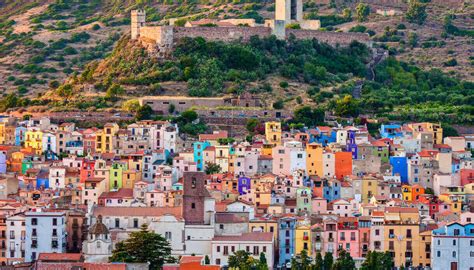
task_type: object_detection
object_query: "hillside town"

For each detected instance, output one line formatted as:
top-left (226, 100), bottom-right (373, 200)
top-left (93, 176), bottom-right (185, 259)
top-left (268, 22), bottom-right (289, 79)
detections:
top-left (0, 114), bottom-right (472, 270)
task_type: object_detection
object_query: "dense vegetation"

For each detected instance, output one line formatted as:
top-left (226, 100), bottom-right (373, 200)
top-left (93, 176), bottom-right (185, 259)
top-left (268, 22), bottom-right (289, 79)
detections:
top-left (360, 57), bottom-right (473, 124)
top-left (82, 35), bottom-right (371, 98)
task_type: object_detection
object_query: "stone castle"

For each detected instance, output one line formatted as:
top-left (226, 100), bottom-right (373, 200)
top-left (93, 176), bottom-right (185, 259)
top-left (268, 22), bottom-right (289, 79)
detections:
top-left (131, 0), bottom-right (371, 55)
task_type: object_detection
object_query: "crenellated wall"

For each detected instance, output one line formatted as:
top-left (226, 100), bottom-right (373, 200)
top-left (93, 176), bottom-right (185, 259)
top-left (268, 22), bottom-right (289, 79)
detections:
top-left (172, 26), bottom-right (273, 43)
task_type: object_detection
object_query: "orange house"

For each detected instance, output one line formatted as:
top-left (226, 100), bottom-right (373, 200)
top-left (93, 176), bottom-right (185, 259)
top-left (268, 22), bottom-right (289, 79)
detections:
top-left (335, 151), bottom-right (353, 180)
top-left (411, 184), bottom-right (425, 201)
top-left (164, 256), bottom-right (220, 270)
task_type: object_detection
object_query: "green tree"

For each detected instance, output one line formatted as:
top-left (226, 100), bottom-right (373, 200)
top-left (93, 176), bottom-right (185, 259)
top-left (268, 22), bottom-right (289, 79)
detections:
top-left (332, 249), bottom-right (355, 270)
top-left (105, 83), bottom-right (125, 101)
top-left (406, 0), bottom-right (427, 25)
top-left (361, 251), bottom-right (394, 270)
top-left (122, 99), bottom-right (140, 113)
top-left (246, 119), bottom-right (259, 133)
top-left (323, 252), bottom-right (334, 270)
top-left (356, 3), bottom-right (370, 22)
top-left (168, 103), bottom-right (176, 114)
top-left (258, 252), bottom-right (268, 270)
top-left (204, 255), bottom-right (210, 265)
top-left (188, 58), bottom-right (224, 97)
top-left (334, 95), bottom-right (360, 117)
top-left (442, 123), bottom-right (459, 137)
top-left (205, 162), bottom-right (221, 175)
top-left (293, 106), bottom-right (325, 127)
top-left (135, 105), bottom-right (153, 121)
top-left (109, 224), bottom-right (174, 270)
top-left (342, 8), bottom-right (352, 20)
top-left (273, 99), bottom-right (284, 109)
top-left (228, 250), bottom-right (256, 270)
top-left (315, 252), bottom-right (324, 270)
top-left (408, 32), bottom-right (418, 48)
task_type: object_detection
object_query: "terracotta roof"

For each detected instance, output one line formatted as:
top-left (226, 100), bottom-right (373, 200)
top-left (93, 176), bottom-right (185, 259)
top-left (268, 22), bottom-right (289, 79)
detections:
top-left (98, 188), bottom-right (133, 199)
top-left (199, 131), bottom-right (228, 141)
top-left (38, 253), bottom-right (82, 262)
top-left (258, 155), bottom-right (273, 160)
top-left (215, 212), bottom-right (249, 223)
top-left (93, 206), bottom-right (182, 218)
top-left (213, 232), bottom-right (273, 242)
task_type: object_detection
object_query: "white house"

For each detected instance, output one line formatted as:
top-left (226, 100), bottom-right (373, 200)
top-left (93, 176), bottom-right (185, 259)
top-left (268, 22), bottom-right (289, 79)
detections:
top-left (25, 211), bottom-right (67, 262)
top-left (6, 213), bottom-right (26, 264)
top-left (211, 232), bottom-right (274, 268)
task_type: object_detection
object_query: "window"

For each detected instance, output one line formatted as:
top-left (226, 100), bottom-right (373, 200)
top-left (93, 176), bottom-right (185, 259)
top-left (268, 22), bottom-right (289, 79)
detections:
top-left (223, 246), bottom-right (229, 255)
top-left (31, 218), bottom-right (37, 226)
top-left (406, 229), bottom-right (412, 238)
top-left (454, 229), bottom-right (460, 236)
top-left (437, 251), bottom-right (441, 257)
top-left (253, 246), bottom-right (259, 255)
top-left (133, 218), bottom-right (139, 228)
top-left (216, 246), bottom-right (220, 252)
top-left (165, 232), bottom-right (172, 240)
top-left (453, 239), bottom-right (456, 246)
top-left (191, 203), bottom-right (195, 209)
top-left (452, 251), bottom-right (456, 258)
top-left (115, 218), bottom-right (120, 228)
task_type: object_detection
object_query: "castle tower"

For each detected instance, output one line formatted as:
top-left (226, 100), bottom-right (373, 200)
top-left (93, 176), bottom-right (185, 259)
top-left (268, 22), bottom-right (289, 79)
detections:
top-left (275, 0), bottom-right (303, 24)
top-left (183, 172), bottom-right (210, 225)
top-left (131, 9), bottom-right (146, 40)
top-left (83, 215), bottom-right (112, 262)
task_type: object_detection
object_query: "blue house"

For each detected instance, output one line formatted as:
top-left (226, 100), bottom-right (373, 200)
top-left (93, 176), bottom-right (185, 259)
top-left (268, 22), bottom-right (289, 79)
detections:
top-left (238, 176), bottom-right (251, 195)
top-left (193, 141), bottom-right (211, 171)
top-left (36, 169), bottom-right (49, 189)
top-left (346, 129), bottom-right (358, 159)
top-left (390, 156), bottom-right (408, 183)
top-left (15, 126), bottom-right (27, 146)
top-left (0, 152), bottom-right (6, 174)
top-left (323, 179), bottom-right (341, 201)
top-left (309, 127), bottom-right (336, 146)
top-left (278, 217), bottom-right (296, 267)
top-left (380, 124), bottom-right (403, 139)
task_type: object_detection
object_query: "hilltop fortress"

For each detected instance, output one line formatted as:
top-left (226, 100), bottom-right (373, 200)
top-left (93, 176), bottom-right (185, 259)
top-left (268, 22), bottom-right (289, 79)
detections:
top-left (131, 0), bottom-right (371, 56)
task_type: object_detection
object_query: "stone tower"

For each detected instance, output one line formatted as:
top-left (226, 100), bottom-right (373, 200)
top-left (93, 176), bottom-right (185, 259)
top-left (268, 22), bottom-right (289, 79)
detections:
top-left (131, 9), bottom-right (146, 40)
top-left (183, 172), bottom-right (209, 225)
top-left (275, 0), bottom-right (303, 24)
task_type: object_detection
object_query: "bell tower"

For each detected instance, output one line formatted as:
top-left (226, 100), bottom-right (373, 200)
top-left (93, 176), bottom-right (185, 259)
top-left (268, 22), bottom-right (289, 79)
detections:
top-left (183, 172), bottom-right (209, 225)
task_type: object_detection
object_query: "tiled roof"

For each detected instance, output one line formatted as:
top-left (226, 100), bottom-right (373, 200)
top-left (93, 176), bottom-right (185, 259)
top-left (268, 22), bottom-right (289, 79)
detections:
top-left (93, 206), bottom-right (182, 218)
top-left (98, 188), bottom-right (133, 199)
top-left (37, 253), bottom-right (82, 262)
top-left (213, 232), bottom-right (273, 242)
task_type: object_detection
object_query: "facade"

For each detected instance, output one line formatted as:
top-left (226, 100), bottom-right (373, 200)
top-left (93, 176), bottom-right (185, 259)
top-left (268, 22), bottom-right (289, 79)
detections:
top-left (25, 211), bottom-right (67, 262)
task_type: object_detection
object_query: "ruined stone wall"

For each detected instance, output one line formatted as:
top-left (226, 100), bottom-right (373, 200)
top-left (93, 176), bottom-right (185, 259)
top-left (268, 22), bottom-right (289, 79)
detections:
top-left (172, 26), bottom-right (272, 43)
top-left (286, 29), bottom-right (371, 46)
top-left (139, 26), bottom-right (162, 43)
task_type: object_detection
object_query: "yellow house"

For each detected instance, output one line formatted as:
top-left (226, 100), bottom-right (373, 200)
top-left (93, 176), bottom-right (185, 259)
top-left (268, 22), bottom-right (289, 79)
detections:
top-left (295, 221), bottom-right (312, 256)
top-left (95, 123), bottom-right (119, 153)
top-left (438, 193), bottom-right (463, 213)
top-left (215, 144), bottom-right (230, 172)
top-left (306, 142), bottom-right (323, 176)
top-left (0, 123), bottom-right (15, 145)
top-left (352, 176), bottom-right (379, 204)
top-left (249, 218), bottom-right (278, 243)
top-left (407, 122), bottom-right (443, 144)
top-left (402, 185), bottom-right (412, 201)
top-left (265, 121), bottom-right (281, 146)
top-left (418, 230), bottom-right (432, 268)
top-left (24, 129), bottom-right (43, 155)
top-left (122, 170), bottom-right (142, 189)
top-left (383, 207), bottom-right (423, 268)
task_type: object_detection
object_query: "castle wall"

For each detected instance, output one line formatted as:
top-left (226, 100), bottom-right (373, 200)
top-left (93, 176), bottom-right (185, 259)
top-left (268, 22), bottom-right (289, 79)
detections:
top-left (286, 29), bottom-right (371, 46)
top-left (172, 26), bottom-right (272, 43)
top-left (139, 26), bottom-right (163, 43)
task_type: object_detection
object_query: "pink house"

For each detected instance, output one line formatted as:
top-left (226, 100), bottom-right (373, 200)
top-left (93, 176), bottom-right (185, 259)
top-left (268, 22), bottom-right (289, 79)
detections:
top-left (460, 169), bottom-right (474, 186)
top-left (336, 217), bottom-right (359, 258)
top-left (272, 145), bottom-right (290, 175)
top-left (311, 197), bottom-right (327, 214)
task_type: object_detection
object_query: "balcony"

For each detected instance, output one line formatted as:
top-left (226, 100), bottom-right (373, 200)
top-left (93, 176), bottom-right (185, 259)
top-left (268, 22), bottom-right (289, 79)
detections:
top-left (303, 236), bottom-right (309, 241)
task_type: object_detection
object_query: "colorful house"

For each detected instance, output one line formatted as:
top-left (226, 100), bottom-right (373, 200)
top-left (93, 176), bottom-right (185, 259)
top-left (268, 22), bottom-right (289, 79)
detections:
top-left (265, 121), bottom-right (281, 146)
top-left (390, 156), bottom-right (408, 183)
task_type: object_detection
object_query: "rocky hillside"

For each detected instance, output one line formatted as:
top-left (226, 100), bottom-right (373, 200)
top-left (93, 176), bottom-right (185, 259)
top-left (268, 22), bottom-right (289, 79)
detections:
top-left (0, 0), bottom-right (472, 123)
